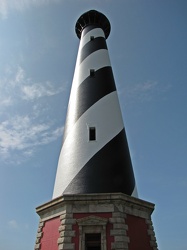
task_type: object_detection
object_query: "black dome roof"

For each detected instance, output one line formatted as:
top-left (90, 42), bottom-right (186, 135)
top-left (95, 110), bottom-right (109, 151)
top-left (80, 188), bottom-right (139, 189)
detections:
top-left (75, 10), bottom-right (111, 39)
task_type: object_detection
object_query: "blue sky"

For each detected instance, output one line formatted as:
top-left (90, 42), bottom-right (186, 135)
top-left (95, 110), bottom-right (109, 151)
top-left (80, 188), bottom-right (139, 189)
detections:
top-left (0, 0), bottom-right (186, 249)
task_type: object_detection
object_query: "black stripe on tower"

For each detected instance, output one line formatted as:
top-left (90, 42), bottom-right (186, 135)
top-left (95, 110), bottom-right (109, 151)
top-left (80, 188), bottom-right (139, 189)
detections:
top-left (63, 128), bottom-right (135, 195)
top-left (80, 37), bottom-right (107, 63)
top-left (62, 66), bottom-right (116, 144)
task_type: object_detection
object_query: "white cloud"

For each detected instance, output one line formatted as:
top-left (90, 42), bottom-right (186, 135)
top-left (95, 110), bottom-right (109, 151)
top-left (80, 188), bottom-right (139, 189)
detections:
top-left (0, 66), bottom-right (24, 107)
top-left (0, 97), bottom-right (13, 107)
top-left (133, 81), bottom-right (158, 92)
top-left (121, 80), bottom-right (161, 103)
top-left (40, 126), bottom-right (64, 144)
top-left (15, 66), bottom-right (25, 85)
top-left (0, 1), bottom-right (8, 19)
top-left (7, 219), bottom-right (29, 230)
top-left (0, 65), bottom-right (65, 163)
top-left (0, 66), bottom-right (64, 106)
top-left (8, 220), bottom-right (19, 229)
top-left (22, 81), bottom-right (64, 100)
top-left (0, 0), bottom-right (60, 19)
top-left (0, 115), bottom-right (63, 159)
top-left (18, 67), bottom-right (64, 99)
top-left (129, 80), bottom-right (158, 94)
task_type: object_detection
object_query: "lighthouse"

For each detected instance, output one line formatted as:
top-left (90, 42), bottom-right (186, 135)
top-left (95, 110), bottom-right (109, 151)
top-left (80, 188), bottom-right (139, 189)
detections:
top-left (53, 10), bottom-right (137, 198)
top-left (35, 10), bottom-right (158, 250)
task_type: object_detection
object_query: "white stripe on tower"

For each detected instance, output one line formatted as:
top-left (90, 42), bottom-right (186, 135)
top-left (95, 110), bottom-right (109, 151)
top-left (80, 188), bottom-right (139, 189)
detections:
top-left (53, 10), bottom-right (137, 199)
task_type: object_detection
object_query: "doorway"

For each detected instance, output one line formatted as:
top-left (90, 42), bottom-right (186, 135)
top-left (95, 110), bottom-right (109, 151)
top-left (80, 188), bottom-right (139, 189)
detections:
top-left (85, 233), bottom-right (101, 250)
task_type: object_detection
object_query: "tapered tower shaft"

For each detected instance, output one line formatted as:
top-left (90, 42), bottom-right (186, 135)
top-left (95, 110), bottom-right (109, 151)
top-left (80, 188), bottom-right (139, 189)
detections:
top-left (53, 10), bottom-right (137, 199)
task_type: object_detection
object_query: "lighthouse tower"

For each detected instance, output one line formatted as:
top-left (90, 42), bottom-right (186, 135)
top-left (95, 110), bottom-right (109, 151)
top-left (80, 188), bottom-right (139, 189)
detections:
top-left (35, 10), bottom-right (158, 250)
top-left (53, 10), bottom-right (137, 199)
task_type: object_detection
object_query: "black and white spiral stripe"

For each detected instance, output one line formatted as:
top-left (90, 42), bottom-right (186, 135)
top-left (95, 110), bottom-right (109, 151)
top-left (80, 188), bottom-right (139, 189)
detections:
top-left (53, 26), bottom-right (137, 198)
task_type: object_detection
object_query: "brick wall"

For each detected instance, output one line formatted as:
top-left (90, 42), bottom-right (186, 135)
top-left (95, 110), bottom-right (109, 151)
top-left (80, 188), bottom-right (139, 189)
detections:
top-left (40, 217), bottom-right (61, 250)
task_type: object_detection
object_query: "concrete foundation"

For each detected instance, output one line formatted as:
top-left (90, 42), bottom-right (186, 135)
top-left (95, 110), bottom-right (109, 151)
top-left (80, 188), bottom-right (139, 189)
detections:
top-left (35, 193), bottom-right (158, 250)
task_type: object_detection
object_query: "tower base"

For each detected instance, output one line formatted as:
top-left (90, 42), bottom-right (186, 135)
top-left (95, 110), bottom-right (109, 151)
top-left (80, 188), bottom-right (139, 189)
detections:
top-left (35, 193), bottom-right (158, 250)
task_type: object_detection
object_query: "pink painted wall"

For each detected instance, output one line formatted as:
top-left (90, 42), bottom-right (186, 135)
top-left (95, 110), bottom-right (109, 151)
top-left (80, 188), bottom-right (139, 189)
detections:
top-left (40, 217), bottom-right (61, 250)
top-left (126, 214), bottom-right (152, 250)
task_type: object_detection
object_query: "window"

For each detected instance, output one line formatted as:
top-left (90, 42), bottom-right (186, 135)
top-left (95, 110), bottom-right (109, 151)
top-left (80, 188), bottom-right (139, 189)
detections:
top-left (85, 233), bottom-right (101, 250)
top-left (89, 127), bottom-right (96, 141)
top-left (90, 69), bottom-right (95, 77)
